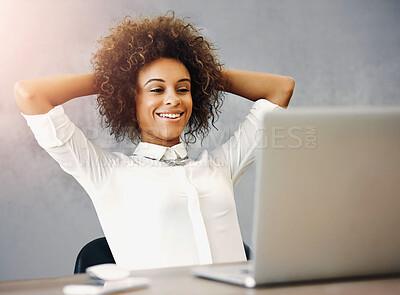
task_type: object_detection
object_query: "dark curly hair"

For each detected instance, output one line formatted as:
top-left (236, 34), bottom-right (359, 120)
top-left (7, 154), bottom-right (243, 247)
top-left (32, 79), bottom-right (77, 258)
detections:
top-left (91, 11), bottom-right (227, 144)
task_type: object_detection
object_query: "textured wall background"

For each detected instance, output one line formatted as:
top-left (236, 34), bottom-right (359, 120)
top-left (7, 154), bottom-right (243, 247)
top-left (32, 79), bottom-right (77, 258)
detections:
top-left (1, 0), bottom-right (399, 281)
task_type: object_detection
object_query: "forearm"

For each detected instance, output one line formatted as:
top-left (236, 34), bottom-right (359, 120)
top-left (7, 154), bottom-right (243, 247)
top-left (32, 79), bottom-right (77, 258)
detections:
top-left (14, 73), bottom-right (96, 115)
top-left (222, 69), bottom-right (295, 108)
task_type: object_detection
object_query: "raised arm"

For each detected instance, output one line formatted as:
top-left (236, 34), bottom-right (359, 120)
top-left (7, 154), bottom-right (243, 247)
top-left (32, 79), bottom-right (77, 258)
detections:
top-left (221, 69), bottom-right (295, 108)
top-left (14, 74), bottom-right (96, 115)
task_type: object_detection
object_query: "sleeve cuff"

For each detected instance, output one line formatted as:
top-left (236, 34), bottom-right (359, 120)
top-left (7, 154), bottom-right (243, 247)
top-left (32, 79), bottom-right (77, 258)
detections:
top-left (22, 105), bottom-right (75, 148)
top-left (250, 99), bottom-right (285, 121)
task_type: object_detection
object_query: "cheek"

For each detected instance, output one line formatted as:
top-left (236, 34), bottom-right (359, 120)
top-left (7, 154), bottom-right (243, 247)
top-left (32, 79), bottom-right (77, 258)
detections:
top-left (136, 99), bottom-right (154, 123)
top-left (135, 107), bottom-right (149, 130)
top-left (187, 98), bottom-right (193, 118)
top-left (135, 101), bottom-right (143, 123)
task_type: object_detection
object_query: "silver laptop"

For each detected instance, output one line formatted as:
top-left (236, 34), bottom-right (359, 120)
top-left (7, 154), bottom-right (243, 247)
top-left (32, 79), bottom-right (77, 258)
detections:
top-left (191, 107), bottom-right (400, 287)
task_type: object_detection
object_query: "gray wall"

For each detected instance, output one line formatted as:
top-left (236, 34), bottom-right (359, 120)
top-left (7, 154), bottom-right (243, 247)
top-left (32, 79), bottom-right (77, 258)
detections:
top-left (1, 0), bottom-right (399, 281)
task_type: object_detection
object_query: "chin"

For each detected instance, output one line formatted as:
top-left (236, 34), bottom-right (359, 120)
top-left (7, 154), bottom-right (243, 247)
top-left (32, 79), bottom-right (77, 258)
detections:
top-left (161, 129), bottom-right (184, 139)
top-left (162, 134), bottom-right (182, 142)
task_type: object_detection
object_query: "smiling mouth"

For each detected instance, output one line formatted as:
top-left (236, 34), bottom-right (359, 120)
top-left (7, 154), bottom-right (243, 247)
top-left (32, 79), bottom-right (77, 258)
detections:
top-left (156, 112), bottom-right (184, 119)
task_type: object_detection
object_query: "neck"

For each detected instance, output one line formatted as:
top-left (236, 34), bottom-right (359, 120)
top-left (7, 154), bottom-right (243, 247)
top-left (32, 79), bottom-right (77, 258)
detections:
top-left (141, 138), bottom-right (180, 148)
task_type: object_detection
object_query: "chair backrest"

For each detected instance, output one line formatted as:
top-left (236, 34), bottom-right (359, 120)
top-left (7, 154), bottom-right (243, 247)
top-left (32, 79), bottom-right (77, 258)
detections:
top-left (74, 237), bottom-right (252, 273)
top-left (74, 237), bottom-right (115, 274)
top-left (243, 242), bottom-right (253, 260)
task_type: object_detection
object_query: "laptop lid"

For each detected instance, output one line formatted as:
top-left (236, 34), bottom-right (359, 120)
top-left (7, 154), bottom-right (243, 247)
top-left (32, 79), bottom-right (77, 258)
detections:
top-left (252, 107), bottom-right (400, 284)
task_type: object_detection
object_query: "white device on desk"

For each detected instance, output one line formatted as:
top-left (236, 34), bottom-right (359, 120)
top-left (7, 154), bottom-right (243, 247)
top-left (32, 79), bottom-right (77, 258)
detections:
top-left (191, 107), bottom-right (400, 287)
top-left (63, 264), bottom-right (150, 294)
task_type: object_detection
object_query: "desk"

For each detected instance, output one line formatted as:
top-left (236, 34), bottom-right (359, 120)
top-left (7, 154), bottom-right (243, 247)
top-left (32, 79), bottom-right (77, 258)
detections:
top-left (1, 265), bottom-right (400, 295)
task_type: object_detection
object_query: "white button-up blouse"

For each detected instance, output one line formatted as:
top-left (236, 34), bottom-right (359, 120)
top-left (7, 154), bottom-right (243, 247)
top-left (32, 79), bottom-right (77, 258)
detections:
top-left (22, 99), bottom-right (283, 271)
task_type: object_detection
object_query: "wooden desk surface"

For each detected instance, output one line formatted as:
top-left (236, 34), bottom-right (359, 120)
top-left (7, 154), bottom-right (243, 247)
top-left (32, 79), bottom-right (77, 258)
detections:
top-left (1, 265), bottom-right (400, 295)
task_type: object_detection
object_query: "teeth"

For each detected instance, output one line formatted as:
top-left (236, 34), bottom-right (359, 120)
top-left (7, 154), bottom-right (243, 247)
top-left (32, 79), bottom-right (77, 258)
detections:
top-left (158, 113), bottom-right (182, 119)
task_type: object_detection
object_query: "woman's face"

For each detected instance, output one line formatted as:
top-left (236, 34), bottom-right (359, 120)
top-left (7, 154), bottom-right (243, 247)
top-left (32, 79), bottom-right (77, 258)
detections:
top-left (136, 58), bottom-right (193, 147)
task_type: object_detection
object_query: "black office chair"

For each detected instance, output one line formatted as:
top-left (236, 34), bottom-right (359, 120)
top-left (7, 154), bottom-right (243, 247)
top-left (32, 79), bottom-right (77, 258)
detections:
top-left (74, 237), bottom-right (253, 274)
top-left (74, 237), bottom-right (115, 274)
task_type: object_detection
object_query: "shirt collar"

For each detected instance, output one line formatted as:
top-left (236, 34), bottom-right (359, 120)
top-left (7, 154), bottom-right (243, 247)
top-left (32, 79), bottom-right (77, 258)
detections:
top-left (133, 142), bottom-right (188, 161)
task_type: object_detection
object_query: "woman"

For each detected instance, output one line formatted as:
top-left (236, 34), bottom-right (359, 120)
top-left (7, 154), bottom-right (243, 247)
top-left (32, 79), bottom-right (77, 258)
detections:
top-left (14, 13), bottom-right (294, 270)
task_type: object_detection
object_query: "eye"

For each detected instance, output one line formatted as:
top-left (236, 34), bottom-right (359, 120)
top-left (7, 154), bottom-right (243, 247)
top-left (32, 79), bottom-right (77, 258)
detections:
top-left (177, 88), bottom-right (190, 94)
top-left (150, 88), bottom-right (163, 93)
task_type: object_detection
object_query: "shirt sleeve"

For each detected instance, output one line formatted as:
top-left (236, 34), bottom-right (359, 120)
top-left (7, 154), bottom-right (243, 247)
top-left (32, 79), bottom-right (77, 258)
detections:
top-left (211, 99), bottom-right (284, 187)
top-left (22, 106), bottom-right (117, 197)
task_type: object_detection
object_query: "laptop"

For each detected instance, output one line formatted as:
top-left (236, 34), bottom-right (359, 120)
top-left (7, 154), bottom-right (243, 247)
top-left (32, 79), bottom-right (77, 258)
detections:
top-left (191, 107), bottom-right (400, 287)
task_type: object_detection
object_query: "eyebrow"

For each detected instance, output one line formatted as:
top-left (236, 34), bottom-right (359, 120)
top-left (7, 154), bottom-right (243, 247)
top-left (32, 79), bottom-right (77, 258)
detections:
top-left (144, 78), bottom-right (191, 86)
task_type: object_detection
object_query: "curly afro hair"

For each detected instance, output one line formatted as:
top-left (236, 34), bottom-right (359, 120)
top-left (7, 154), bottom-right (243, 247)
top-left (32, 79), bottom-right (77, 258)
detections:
top-left (91, 11), bottom-right (227, 144)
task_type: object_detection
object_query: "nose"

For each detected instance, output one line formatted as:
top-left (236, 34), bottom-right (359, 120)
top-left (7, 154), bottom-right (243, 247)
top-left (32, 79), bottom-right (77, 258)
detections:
top-left (163, 90), bottom-right (181, 106)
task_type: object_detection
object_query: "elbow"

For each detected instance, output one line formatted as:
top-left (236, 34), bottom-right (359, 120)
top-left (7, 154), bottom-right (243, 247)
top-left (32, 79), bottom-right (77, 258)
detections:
top-left (279, 76), bottom-right (295, 108)
top-left (13, 80), bottom-right (47, 115)
top-left (14, 80), bottom-right (35, 104)
top-left (286, 76), bottom-right (295, 93)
